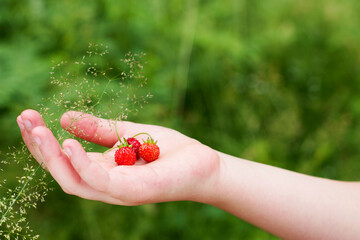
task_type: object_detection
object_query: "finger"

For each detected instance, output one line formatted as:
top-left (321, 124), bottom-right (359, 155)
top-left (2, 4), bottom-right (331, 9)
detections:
top-left (60, 111), bottom-right (118, 147)
top-left (32, 126), bottom-right (119, 203)
top-left (20, 109), bottom-right (46, 129)
top-left (62, 138), bottom-right (111, 193)
top-left (32, 126), bottom-right (83, 188)
top-left (17, 115), bottom-right (42, 162)
top-left (17, 110), bottom-right (47, 164)
top-left (60, 111), bottom-right (157, 147)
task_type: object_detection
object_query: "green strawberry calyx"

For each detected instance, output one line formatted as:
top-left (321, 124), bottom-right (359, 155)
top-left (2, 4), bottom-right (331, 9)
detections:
top-left (117, 137), bottom-right (132, 149)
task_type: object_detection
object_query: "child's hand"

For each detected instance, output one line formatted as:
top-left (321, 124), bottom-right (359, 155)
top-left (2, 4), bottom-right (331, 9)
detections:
top-left (17, 110), bottom-right (220, 205)
top-left (17, 110), bottom-right (360, 239)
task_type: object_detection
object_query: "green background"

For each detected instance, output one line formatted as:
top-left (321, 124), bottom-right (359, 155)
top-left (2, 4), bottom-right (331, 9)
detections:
top-left (1, 0), bottom-right (360, 239)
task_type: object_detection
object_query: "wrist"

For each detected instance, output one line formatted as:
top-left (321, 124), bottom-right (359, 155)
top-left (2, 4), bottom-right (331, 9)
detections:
top-left (192, 151), bottom-right (246, 214)
top-left (187, 148), bottom-right (225, 206)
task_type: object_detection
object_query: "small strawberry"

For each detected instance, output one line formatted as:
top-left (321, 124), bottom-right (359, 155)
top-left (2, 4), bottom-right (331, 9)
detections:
top-left (114, 139), bottom-right (136, 165)
top-left (126, 137), bottom-right (141, 159)
top-left (139, 137), bottom-right (160, 162)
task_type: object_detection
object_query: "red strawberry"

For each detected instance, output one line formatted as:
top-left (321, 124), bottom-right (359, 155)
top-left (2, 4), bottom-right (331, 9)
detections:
top-left (115, 146), bottom-right (136, 165)
top-left (113, 138), bottom-right (136, 165)
top-left (126, 137), bottom-right (141, 159)
top-left (139, 138), bottom-right (160, 162)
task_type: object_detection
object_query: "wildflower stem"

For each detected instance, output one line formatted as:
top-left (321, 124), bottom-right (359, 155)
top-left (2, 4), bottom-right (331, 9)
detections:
top-left (0, 163), bottom-right (42, 225)
top-left (93, 79), bottom-right (112, 108)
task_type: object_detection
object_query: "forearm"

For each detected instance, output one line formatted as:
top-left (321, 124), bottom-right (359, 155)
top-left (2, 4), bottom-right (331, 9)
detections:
top-left (205, 151), bottom-right (360, 239)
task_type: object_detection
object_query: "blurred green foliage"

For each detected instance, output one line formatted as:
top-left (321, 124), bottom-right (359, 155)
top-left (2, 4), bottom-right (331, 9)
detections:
top-left (1, 0), bottom-right (360, 239)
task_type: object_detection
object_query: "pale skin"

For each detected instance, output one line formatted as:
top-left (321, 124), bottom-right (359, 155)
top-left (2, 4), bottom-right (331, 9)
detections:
top-left (17, 109), bottom-right (360, 240)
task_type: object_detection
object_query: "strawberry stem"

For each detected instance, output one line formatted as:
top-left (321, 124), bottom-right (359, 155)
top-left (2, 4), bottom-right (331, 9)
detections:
top-left (115, 123), bottom-right (121, 141)
top-left (131, 132), bottom-right (153, 139)
top-left (102, 146), bottom-right (119, 155)
top-left (102, 137), bottom-right (132, 155)
top-left (102, 123), bottom-right (124, 155)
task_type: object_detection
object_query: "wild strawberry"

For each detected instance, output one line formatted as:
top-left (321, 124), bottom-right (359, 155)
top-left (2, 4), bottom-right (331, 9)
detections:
top-left (114, 138), bottom-right (136, 165)
top-left (115, 147), bottom-right (136, 165)
top-left (139, 138), bottom-right (160, 162)
top-left (126, 137), bottom-right (141, 159)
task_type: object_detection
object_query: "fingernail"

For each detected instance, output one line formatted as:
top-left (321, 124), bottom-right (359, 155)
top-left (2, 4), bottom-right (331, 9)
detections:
top-left (23, 120), bottom-right (32, 130)
top-left (64, 147), bottom-right (72, 157)
top-left (17, 118), bottom-right (25, 131)
top-left (34, 136), bottom-right (41, 146)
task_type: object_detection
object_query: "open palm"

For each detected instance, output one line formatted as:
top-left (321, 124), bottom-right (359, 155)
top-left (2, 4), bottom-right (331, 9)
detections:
top-left (17, 110), bottom-right (220, 205)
